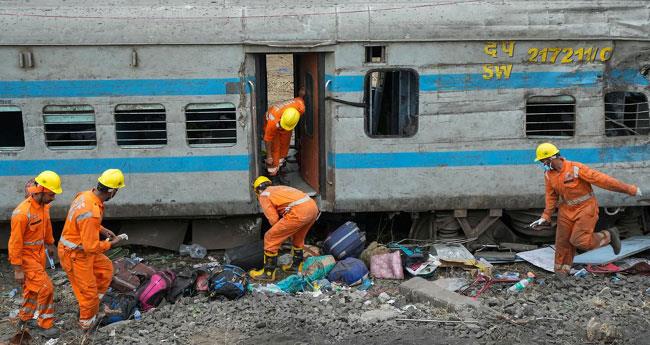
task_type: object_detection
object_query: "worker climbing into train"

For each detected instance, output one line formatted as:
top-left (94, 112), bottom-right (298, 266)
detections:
top-left (263, 86), bottom-right (306, 181)
top-left (9, 171), bottom-right (62, 338)
top-left (249, 176), bottom-right (319, 281)
top-left (529, 143), bottom-right (641, 274)
top-left (58, 169), bottom-right (125, 331)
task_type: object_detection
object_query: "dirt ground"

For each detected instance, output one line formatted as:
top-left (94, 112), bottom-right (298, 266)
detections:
top-left (1, 247), bottom-right (649, 345)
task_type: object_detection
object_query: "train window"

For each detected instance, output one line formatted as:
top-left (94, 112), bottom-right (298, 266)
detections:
top-left (115, 104), bottom-right (167, 147)
top-left (185, 103), bottom-right (237, 147)
top-left (0, 106), bottom-right (25, 150)
top-left (43, 105), bottom-right (97, 149)
top-left (365, 69), bottom-right (418, 137)
top-left (605, 92), bottom-right (649, 137)
top-left (525, 95), bottom-right (575, 137)
top-left (365, 46), bottom-right (386, 63)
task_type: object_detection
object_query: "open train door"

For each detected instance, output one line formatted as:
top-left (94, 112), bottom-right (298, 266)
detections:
top-left (294, 53), bottom-right (324, 195)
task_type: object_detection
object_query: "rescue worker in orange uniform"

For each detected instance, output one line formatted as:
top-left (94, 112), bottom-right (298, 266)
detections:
top-left (530, 143), bottom-right (641, 274)
top-left (9, 171), bottom-right (62, 338)
top-left (263, 87), bottom-right (306, 178)
top-left (249, 176), bottom-right (319, 281)
top-left (58, 169), bottom-right (125, 330)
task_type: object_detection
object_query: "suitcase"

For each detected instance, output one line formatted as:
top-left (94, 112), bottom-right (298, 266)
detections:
top-left (224, 240), bottom-right (264, 271)
top-left (111, 258), bottom-right (156, 292)
top-left (323, 221), bottom-right (366, 260)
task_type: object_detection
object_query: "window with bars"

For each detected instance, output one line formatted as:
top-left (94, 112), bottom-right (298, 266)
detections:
top-left (43, 105), bottom-right (97, 149)
top-left (185, 103), bottom-right (237, 146)
top-left (0, 106), bottom-right (25, 150)
top-left (525, 95), bottom-right (575, 137)
top-left (605, 92), bottom-right (649, 137)
top-left (115, 104), bottom-right (167, 147)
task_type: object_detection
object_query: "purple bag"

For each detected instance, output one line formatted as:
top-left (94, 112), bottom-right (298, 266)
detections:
top-left (136, 270), bottom-right (176, 311)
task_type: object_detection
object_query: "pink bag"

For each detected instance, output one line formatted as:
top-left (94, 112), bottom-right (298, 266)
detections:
top-left (136, 270), bottom-right (176, 311)
top-left (370, 251), bottom-right (404, 280)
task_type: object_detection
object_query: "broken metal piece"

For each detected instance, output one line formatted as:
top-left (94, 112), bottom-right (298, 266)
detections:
top-left (574, 235), bottom-right (650, 265)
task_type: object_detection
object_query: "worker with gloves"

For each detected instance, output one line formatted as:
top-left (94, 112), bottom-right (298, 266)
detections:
top-left (9, 171), bottom-right (62, 338)
top-left (250, 176), bottom-right (319, 281)
top-left (263, 87), bottom-right (306, 178)
top-left (58, 169), bottom-right (125, 330)
top-left (530, 143), bottom-right (641, 274)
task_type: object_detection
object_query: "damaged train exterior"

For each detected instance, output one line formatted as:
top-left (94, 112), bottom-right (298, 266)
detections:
top-left (0, 1), bottom-right (649, 246)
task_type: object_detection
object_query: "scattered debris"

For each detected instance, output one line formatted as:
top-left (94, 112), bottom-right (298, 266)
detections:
top-left (574, 235), bottom-right (650, 265)
top-left (516, 246), bottom-right (555, 272)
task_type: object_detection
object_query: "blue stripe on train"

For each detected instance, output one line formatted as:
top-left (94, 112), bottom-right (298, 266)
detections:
top-left (0, 78), bottom-right (242, 98)
top-left (1, 145), bottom-right (647, 176)
top-left (326, 69), bottom-right (647, 93)
top-left (334, 145), bottom-right (650, 169)
top-left (0, 155), bottom-right (250, 176)
top-left (0, 69), bottom-right (645, 98)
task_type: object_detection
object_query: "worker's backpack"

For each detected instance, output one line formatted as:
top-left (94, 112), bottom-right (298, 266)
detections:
top-left (208, 265), bottom-right (247, 300)
top-left (99, 291), bottom-right (138, 325)
top-left (136, 270), bottom-right (176, 311)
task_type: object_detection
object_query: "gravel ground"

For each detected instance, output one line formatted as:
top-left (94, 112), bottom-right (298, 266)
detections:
top-left (1, 251), bottom-right (649, 345)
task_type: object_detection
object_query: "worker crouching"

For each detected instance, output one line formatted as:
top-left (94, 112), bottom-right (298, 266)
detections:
top-left (249, 176), bottom-right (319, 282)
top-left (58, 169), bottom-right (125, 331)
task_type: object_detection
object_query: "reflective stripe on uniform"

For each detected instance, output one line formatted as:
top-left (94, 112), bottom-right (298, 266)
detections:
top-left (39, 313), bottom-right (54, 319)
top-left (562, 192), bottom-right (594, 206)
top-left (38, 304), bottom-right (54, 311)
top-left (287, 196), bottom-right (311, 208)
top-left (283, 195), bottom-right (312, 215)
top-left (76, 211), bottom-right (93, 223)
top-left (59, 237), bottom-right (83, 250)
top-left (23, 240), bottom-right (44, 246)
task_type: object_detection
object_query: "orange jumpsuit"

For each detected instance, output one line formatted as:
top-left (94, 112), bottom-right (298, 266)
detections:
top-left (263, 97), bottom-right (305, 174)
top-left (259, 185), bottom-right (319, 253)
top-left (57, 191), bottom-right (113, 329)
top-left (541, 159), bottom-right (637, 273)
top-left (8, 197), bottom-right (56, 329)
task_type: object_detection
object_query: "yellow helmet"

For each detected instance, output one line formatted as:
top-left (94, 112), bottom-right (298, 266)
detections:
top-left (535, 143), bottom-right (560, 162)
top-left (98, 169), bottom-right (125, 189)
top-left (253, 176), bottom-right (271, 190)
top-left (35, 170), bottom-right (62, 194)
top-left (280, 107), bottom-right (300, 131)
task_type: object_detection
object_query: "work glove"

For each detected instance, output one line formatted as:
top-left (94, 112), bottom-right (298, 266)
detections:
top-left (529, 217), bottom-right (549, 228)
top-left (636, 188), bottom-right (642, 197)
top-left (267, 166), bottom-right (279, 176)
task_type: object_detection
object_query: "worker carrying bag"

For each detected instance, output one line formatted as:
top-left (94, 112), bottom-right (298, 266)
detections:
top-left (323, 221), bottom-right (366, 260)
top-left (209, 265), bottom-right (248, 300)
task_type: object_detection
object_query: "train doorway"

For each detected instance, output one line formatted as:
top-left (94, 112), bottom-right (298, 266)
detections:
top-left (249, 53), bottom-right (325, 197)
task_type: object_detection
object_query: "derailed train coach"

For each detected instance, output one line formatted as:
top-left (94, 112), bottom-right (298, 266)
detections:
top-left (0, 0), bottom-right (649, 248)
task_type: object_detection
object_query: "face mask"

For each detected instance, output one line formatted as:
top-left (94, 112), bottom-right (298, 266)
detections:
top-left (538, 163), bottom-right (552, 172)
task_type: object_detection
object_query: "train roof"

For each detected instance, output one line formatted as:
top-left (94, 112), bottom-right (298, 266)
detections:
top-left (1, 1), bottom-right (649, 46)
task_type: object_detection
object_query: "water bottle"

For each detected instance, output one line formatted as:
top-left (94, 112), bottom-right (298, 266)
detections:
top-left (573, 268), bottom-right (588, 278)
top-left (133, 309), bottom-right (141, 321)
top-left (189, 244), bottom-right (207, 259)
top-left (507, 272), bottom-right (535, 293)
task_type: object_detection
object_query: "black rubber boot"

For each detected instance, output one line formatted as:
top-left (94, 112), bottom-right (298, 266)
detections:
top-left (607, 227), bottom-right (621, 255)
top-left (249, 252), bottom-right (278, 282)
top-left (282, 247), bottom-right (304, 273)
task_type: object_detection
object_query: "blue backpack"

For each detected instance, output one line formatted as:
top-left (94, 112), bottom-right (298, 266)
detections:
top-left (327, 257), bottom-right (369, 286)
top-left (208, 265), bottom-right (248, 300)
